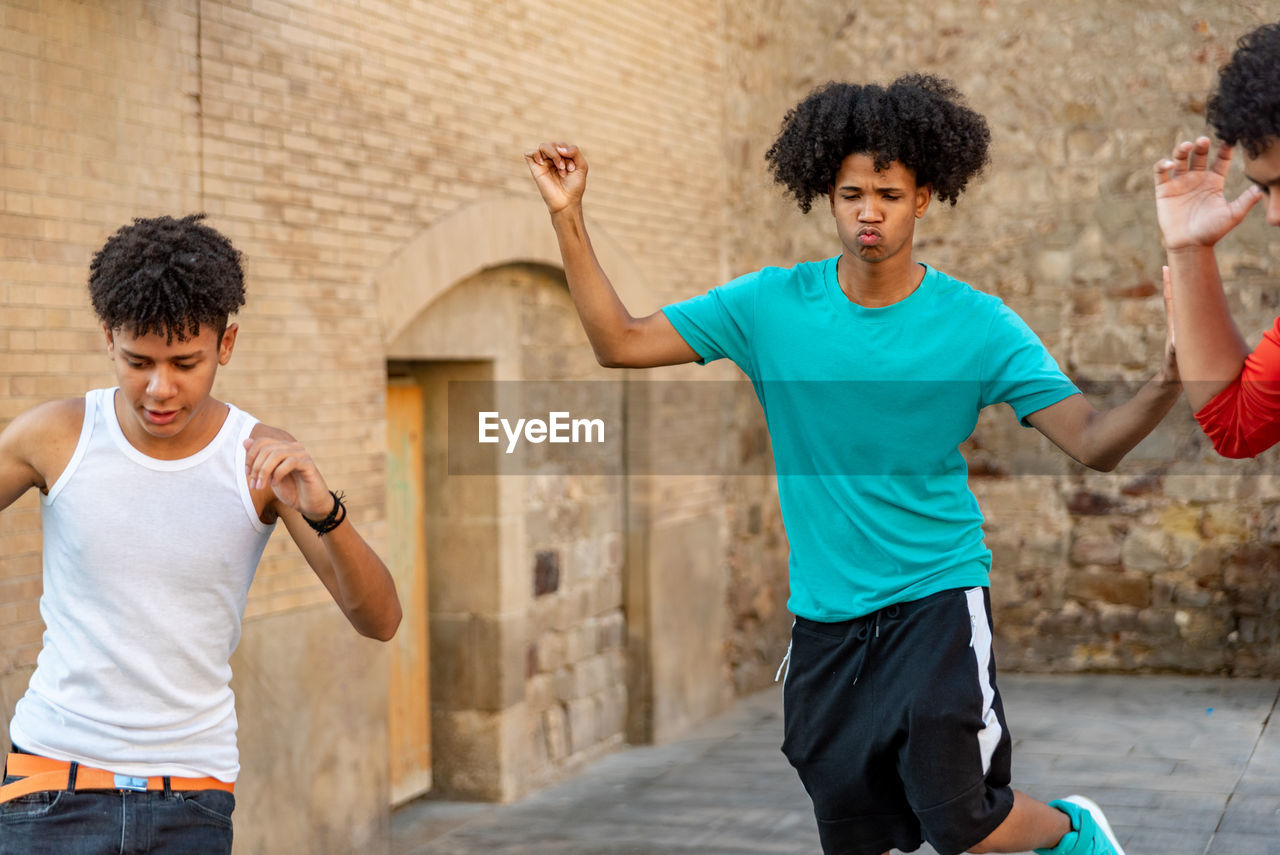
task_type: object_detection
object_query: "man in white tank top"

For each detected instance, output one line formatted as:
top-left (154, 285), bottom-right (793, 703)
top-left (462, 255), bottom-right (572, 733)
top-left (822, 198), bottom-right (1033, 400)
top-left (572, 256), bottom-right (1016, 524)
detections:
top-left (0, 214), bottom-right (402, 854)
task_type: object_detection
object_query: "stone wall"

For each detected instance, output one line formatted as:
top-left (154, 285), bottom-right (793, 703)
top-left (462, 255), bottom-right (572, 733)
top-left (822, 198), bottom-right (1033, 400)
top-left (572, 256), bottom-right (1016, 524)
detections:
top-left (720, 0), bottom-right (1280, 677)
top-left (517, 268), bottom-right (630, 790)
top-left (404, 263), bottom-right (631, 798)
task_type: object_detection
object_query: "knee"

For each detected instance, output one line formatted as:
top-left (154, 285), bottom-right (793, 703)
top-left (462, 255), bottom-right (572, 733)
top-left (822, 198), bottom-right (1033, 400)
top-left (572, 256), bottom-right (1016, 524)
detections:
top-left (967, 816), bottom-right (1020, 854)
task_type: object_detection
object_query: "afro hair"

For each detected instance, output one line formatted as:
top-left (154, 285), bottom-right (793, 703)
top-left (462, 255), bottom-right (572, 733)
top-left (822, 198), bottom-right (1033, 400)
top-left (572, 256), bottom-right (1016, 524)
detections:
top-left (765, 74), bottom-right (991, 213)
top-left (1207, 21), bottom-right (1280, 158)
top-left (89, 213), bottom-right (246, 342)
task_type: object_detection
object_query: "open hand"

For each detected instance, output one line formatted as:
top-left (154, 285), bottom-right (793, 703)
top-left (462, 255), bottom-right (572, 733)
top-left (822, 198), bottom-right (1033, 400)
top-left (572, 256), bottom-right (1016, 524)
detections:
top-left (1153, 137), bottom-right (1263, 250)
top-left (524, 142), bottom-right (587, 214)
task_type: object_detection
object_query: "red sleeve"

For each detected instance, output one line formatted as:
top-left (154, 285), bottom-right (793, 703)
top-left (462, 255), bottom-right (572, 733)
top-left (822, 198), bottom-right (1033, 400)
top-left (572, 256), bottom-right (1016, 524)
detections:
top-left (1195, 316), bottom-right (1280, 458)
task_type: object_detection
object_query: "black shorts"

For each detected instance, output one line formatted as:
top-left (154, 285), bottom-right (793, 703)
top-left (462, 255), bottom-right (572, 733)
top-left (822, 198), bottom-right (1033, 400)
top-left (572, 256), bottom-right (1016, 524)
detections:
top-left (780, 587), bottom-right (1014, 855)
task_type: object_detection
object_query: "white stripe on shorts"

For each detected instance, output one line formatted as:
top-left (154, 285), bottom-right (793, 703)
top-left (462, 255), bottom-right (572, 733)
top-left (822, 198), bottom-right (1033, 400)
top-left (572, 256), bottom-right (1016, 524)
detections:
top-left (965, 586), bottom-right (1003, 775)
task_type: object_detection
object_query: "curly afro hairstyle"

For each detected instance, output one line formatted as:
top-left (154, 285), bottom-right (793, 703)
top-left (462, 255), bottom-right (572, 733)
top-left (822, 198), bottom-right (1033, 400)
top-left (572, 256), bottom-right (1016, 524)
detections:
top-left (765, 74), bottom-right (991, 213)
top-left (1207, 21), bottom-right (1280, 158)
top-left (89, 213), bottom-right (245, 342)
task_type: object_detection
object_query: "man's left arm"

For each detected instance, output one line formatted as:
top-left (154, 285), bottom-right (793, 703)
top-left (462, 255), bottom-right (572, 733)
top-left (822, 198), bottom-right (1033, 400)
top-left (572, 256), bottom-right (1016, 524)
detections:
top-left (1026, 377), bottom-right (1181, 472)
top-left (247, 425), bottom-right (402, 641)
top-left (1026, 269), bottom-right (1182, 471)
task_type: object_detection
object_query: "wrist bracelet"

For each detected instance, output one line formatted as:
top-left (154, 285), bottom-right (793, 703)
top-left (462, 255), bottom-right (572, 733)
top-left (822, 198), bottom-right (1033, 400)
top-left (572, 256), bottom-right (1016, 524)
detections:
top-left (303, 490), bottom-right (347, 536)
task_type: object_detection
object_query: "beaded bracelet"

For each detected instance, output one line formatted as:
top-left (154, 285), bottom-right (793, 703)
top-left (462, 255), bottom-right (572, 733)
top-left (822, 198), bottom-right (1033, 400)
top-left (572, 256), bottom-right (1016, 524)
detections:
top-left (302, 490), bottom-right (347, 536)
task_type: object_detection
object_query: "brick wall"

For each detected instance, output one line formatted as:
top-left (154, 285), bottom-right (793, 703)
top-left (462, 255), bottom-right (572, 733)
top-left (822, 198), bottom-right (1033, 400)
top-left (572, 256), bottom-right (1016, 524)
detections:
top-left (192, 0), bottom-right (730, 622)
top-left (0, 0), bottom-right (201, 706)
top-left (2, 0), bottom-right (733, 848)
top-left (1, 0), bottom-right (728, 681)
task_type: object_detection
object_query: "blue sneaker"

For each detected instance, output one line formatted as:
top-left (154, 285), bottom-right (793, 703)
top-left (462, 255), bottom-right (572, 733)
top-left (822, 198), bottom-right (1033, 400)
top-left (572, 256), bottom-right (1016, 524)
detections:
top-left (1033, 795), bottom-right (1126, 855)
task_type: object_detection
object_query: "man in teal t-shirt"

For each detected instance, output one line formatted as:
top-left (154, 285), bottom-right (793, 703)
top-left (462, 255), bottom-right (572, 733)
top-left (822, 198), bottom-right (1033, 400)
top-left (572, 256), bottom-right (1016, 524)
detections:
top-left (525, 75), bottom-right (1178, 855)
top-left (665, 258), bottom-right (1080, 622)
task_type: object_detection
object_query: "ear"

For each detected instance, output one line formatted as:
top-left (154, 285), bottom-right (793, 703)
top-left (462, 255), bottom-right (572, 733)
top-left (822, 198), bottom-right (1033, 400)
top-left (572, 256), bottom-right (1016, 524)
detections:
top-left (218, 323), bottom-right (239, 366)
top-left (104, 325), bottom-right (116, 355)
top-left (915, 184), bottom-right (932, 219)
top-left (828, 184), bottom-right (837, 216)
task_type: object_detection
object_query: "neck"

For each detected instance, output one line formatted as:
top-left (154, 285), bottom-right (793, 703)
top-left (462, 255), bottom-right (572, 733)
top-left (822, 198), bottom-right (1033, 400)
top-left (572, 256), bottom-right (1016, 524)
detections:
top-left (836, 252), bottom-right (923, 308)
top-left (113, 390), bottom-right (228, 460)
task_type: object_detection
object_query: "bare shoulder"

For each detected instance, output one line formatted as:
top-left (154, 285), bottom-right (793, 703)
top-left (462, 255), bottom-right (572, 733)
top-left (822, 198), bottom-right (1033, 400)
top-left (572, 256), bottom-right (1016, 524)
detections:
top-left (0, 398), bottom-right (86, 493)
top-left (4, 398), bottom-right (85, 447)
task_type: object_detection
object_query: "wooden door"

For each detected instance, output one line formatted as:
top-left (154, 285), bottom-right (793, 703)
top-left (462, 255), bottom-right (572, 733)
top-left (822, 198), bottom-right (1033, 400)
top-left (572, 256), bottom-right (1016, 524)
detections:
top-left (386, 380), bottom-right (432, 805)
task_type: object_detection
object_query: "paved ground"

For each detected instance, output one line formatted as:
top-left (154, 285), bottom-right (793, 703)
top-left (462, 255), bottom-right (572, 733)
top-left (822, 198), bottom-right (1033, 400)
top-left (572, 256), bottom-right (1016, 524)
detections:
top-left (391, 674), bottom-right (1280, 855)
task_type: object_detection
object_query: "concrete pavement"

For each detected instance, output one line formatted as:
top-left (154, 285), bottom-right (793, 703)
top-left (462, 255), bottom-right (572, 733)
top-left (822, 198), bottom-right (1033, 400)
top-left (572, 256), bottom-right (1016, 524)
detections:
top-left (391, 674), bottom-right (1280, 855)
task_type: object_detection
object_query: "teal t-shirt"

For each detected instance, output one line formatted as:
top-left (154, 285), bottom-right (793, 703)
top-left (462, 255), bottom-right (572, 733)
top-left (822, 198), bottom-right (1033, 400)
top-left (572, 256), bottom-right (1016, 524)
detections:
top-left (662, 257), bottom-right (1079, 621)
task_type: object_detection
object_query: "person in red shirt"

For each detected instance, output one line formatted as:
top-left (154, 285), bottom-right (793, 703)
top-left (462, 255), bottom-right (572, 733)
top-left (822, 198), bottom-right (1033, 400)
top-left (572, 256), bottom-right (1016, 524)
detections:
top-left (1155, 20), bottom-right (1280, 457)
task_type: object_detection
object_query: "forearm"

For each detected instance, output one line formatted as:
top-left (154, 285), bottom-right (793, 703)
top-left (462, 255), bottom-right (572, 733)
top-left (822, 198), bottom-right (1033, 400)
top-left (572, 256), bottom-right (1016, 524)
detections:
top-left (549, 205), bottom-right (640, 366)
top-left (1078, 372), bottom-right (1183, 471)
top-left (316, 522), bottom-right (402, 641)
top-left (1166, 246), bottom-right (1250, 411)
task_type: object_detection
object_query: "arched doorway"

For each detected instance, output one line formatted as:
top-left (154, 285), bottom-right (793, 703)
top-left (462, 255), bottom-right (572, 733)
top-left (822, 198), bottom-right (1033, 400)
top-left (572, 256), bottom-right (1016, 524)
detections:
top-left (377, 199), bottom-right (659, 802)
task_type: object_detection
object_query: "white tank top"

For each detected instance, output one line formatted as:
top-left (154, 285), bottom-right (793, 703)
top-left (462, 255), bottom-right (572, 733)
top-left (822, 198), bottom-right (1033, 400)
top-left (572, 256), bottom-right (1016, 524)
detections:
top-left (10, 388), bottom-right (274, 781)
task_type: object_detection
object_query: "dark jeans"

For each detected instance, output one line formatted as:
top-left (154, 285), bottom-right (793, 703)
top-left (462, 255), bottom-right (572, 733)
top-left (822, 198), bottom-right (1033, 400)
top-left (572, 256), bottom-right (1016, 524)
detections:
top-left (1, 762), bottom-right (234, 855)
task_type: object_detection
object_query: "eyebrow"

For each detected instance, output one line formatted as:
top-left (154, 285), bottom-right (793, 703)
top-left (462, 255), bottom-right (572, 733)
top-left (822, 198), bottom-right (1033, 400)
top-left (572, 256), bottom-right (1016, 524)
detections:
top-left (836, 184), bottom-right (906, 193)
top-left (119, 348), bottom-right (203, 362)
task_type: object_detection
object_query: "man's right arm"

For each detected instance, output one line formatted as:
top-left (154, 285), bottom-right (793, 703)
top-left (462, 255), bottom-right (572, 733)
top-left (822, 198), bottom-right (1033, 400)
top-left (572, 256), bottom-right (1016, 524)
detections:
top-left (525, 142), bottom-right (700, 368)
top-left (0, 399), bottom-right (84, 511)
top-left (1154, 137), bottom-right (1265, 412)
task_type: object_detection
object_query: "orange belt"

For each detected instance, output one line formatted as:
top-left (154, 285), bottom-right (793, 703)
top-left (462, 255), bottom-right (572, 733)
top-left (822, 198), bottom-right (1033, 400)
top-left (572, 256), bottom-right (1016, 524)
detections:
top-left (1, 753), bottom-right (234, 804)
